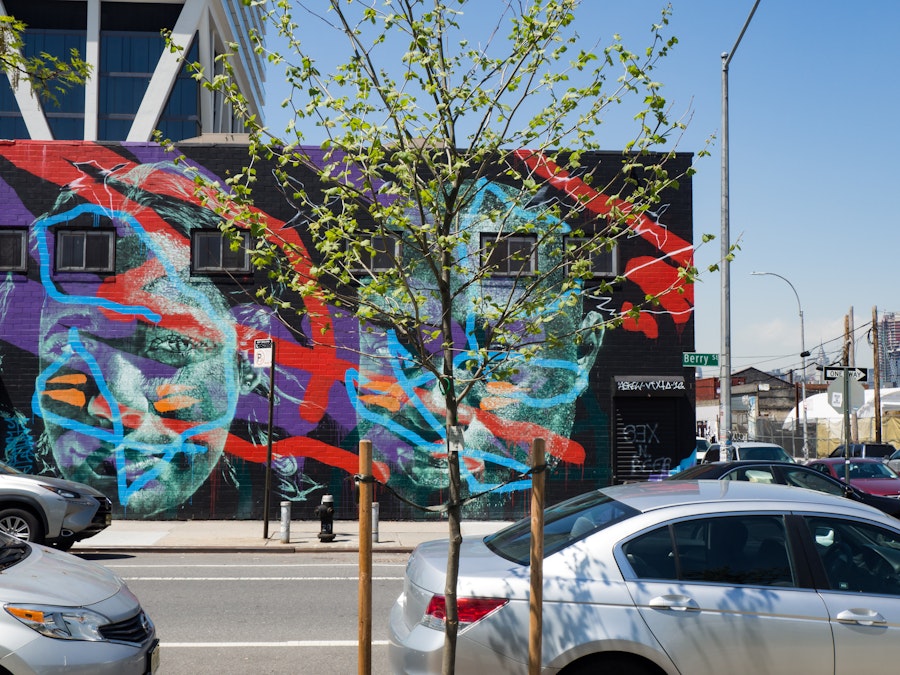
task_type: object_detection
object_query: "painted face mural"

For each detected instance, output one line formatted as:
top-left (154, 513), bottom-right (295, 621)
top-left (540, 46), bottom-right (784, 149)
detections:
top-left (35, 209), bottom-right (251, 514)
top-left (0, 143), bottom-right (693, 519)
top-left (349, 179), bottom-right (605, 496)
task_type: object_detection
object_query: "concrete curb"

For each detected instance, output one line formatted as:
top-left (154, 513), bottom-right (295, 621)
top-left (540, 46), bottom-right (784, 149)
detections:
top-left (74, 545), bottom-right (415, 554)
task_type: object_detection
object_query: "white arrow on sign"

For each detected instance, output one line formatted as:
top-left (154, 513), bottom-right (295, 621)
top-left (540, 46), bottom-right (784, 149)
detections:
top-left (823, 367), bottom-right (867, 382)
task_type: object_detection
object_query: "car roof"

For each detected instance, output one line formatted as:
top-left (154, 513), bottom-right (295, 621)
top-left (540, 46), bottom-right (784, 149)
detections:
top-left (688, 460), bottom-right (803, 468)
top-left (813, 457), bottom-right (885, 464)
top-left (601, 479), bottom-right (873, 515)
top-left (709, 442), bottom-right (785, 449)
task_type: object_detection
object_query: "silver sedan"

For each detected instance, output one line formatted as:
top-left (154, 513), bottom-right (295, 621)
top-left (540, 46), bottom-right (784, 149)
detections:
top-left (390, 480), bottom-right (900, 674)
top-left (0, 532), bottom-right (158, 673)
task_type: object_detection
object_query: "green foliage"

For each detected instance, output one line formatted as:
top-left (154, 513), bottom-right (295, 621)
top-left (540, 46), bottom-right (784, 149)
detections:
top-left (0, 16), bottom-right (89, 105)
top-left (177, 1), bottom-right (711, 392)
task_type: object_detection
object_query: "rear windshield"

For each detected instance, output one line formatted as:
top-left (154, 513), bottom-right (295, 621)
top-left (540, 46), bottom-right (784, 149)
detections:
top-left (863, 445), bottom-right (895, 458)
top-left (741, 447), bottom-right (791, 461)
top-left (484, 490), bottom-right (639, 565)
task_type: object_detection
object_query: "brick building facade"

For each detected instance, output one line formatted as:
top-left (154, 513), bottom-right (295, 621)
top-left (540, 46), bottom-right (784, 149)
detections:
top-left (0, 140), bottom-right (695, 520)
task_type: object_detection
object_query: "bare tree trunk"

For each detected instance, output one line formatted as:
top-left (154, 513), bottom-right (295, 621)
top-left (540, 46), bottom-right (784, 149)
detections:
top-left (442, 443), bottom-right (462, 675)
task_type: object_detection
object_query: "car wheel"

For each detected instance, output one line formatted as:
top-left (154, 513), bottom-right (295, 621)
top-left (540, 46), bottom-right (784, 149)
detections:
top-left (51, 534), bottom-right (77, 551)
top-left (0, 508), bottom-right (44, 544)
top-left (563, 654), bottom-right (661, 675)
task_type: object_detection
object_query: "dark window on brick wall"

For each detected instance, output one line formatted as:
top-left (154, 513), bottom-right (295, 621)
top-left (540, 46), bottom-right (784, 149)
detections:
top-left (482, 234), bottom-right (537, 276)
top-left (56, 230), bottom-right (115, 272)
top-left (0, 230), bottom-right (27, 272)
top-left (348, 234), bottom-right (400, 274)
top-left (192, 230), bottom-right (251, 273)
top-left (565, 236), bottom-right (617, 278)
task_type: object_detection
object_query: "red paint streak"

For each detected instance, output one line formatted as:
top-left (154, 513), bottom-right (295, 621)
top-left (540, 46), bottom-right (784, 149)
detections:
top-left (513, 150), bottom-right (693, 265)
top-left (513, 150), bottom-right (694, 330)
top-left (227, 435), bottom-right (390, 483)
top-left (620, 302), bottom-right (658, 339)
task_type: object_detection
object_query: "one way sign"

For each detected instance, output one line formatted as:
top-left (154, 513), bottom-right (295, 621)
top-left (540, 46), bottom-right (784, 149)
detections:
top-left (823, 366), bottom-right (867, 382)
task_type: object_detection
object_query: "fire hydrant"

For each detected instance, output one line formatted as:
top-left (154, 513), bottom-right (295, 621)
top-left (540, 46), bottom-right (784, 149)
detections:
top-left (314, 494), bottom-right (335, 542)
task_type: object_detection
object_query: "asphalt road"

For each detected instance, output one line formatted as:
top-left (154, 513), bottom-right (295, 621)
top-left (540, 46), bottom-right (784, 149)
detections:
top-left (79, 550), bottom-right (408, 674)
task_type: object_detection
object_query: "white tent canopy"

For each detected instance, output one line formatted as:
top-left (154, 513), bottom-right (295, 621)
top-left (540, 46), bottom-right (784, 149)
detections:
top-left (781, 388), bottom-right (900, 430)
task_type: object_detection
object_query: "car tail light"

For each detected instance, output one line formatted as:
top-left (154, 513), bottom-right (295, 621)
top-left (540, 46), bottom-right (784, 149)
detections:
top-left (422, 595), bottom-right (508, 631)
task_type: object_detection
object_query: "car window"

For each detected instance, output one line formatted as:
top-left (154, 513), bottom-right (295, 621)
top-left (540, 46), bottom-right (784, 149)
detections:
top-left (721, 466), bottom-right (776, 484)
top-left (485, 490), bottom-right (640, 564)
top-left (865, 445), bottom-right (896, 458)
top-left (622, 515), bottom-right (795, 587)
top-left (780, 467), bottom-right (845, 497)
top-left (804, 516), bottom-right (900, 595)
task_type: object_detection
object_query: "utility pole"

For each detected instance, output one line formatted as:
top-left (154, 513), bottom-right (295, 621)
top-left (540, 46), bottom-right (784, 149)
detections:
top-left (873, 306), bottom-right (882, 443)
top-left (720, 0), bottom-right (761, 457)
top-left (849, 308), bottom-right (858, 443)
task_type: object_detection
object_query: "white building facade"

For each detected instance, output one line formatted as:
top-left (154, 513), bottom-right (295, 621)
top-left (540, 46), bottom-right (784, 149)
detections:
top-left (0, 0), bottom-right (265, 141)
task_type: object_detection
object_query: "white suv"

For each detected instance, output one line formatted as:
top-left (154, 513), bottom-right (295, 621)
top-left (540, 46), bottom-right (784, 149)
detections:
top-left (702, 442), bottom-right (795, 464)
top-left (0, 460), bottom-right (112, 549)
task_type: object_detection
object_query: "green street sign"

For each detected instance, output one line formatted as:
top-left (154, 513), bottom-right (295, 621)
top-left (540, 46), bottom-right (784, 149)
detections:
top-left (683, 352), bottom-right (719, 368)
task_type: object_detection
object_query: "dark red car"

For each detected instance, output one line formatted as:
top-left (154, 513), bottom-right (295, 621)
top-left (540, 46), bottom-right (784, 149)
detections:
top-left (807, 458), bottom-right (900, 497)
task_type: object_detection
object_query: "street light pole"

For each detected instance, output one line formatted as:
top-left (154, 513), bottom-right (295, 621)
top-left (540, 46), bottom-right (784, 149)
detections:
top-left (752, 271), bottom-right (810, 461)
top-left (721, 0), bottom-right (760, 457)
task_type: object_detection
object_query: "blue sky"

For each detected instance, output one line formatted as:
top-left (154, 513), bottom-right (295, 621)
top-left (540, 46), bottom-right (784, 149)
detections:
top-left (261, 1), bottom-right (900, 378)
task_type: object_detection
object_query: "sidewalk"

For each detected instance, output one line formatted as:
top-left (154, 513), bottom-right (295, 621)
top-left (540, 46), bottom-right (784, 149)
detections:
top-left (70, 518), bottom-right (513, 554)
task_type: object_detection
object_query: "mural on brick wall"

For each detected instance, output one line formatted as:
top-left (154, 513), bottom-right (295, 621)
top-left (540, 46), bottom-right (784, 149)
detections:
top-left (0, 142), bottom-right (694, 519)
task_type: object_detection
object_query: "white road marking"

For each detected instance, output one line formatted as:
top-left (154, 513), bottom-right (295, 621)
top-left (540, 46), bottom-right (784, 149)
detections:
top-left (107, 563), bottom-right (404, 568)
top-left (161, 641), bottom-right (390, 648)
top-left (123, 576), bottom-right (403, 581)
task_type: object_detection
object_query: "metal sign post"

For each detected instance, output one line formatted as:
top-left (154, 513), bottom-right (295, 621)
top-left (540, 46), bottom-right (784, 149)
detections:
top-left (823, 366), bottom-right (867, 485)
top-left (254, 339), bottom-right (276, 539)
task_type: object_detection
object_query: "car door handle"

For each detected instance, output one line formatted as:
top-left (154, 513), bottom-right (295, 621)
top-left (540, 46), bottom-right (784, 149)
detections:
top-left (649, 595), bottom-right (700, 612)
top-left (836, 609), bottom-right (887, 626)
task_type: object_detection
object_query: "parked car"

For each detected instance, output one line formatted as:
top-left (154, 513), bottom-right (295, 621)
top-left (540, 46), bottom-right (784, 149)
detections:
top-left (808, 458), bottom-right (900, 497)
top-left (0, 460), bottom-right (112, 549)
top-left (672, 460), bottom-right (900, 517)
top-left (0, 529), bottom-right (157, 673)
top-left (830, 443), bottom-right (897, 460)
top-left (694, 437), bottom-right (711, 463)
top-left (701, 441), bottom-right (794, 464)
top-left (389, 480), bottom-right (900, 674)
top-left (888, 449), bottom-right (900, 475)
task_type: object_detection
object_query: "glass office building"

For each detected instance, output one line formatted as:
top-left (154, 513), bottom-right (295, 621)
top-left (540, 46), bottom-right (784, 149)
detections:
top-left (0, 0), bottom-right (265, 141)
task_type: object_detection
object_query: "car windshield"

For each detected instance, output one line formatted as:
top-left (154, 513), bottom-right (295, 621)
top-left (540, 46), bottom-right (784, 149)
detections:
top-left (850, 462), bottom-right (898, 479)
top-left (484, 490), bottom-right (639, 565)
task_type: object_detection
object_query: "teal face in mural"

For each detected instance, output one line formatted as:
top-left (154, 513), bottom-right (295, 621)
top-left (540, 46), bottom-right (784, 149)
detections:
top-left (32, 174), bottom-right (260, 516)
top-left (348, 179), bottom-right (605, 496)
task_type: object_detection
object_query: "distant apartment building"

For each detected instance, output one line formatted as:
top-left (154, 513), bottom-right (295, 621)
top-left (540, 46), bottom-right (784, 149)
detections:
top-left (879, 312), bottom-right (900, 387)
top-left (0, 0), bottom-right (265, 141)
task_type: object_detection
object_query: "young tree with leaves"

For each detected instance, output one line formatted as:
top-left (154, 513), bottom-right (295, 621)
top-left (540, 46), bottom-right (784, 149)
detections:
top-left (180, 1), bottom-right (708, 671)
top-left (0, 15), bottom-right (88, 104)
